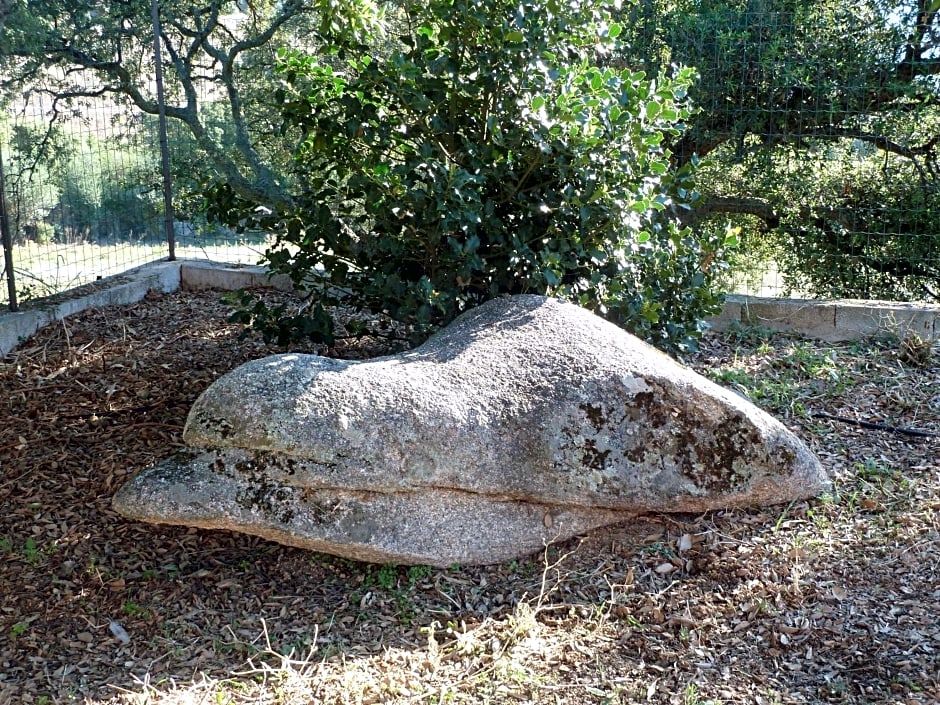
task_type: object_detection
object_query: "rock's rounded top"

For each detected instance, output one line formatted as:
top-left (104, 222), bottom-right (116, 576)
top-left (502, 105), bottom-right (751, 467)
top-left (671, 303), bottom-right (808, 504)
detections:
top-left (184, 296), bottom-right (701, 457)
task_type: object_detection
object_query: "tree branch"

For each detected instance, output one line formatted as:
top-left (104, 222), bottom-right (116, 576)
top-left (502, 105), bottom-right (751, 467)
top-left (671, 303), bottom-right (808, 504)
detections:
top-left (682, 195), bottom-right (780, 228)
top-left (196, 7), bottom-right (299, 208)
top-left (898, 0), bottom-right (940, 80)
top-left (1, 1), bottom-right (307, 211)
top-left (49, 38), bottom-right (294, 210)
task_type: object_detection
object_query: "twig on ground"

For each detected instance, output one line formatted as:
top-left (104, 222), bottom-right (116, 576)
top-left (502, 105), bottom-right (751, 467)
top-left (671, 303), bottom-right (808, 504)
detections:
top-left (812, 412), bottom-right (940, 438)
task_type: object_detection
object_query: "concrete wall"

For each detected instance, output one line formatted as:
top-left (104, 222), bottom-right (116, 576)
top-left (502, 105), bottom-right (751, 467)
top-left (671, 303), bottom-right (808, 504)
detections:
top-left (0, 259), bottom-right (937, 356)
top-left (711, 294), bottom-right (939, 343)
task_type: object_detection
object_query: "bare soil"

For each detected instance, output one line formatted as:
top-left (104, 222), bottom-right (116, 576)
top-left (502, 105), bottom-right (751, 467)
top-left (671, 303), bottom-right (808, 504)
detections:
top-left (0, 289), bottom-right (937, 705)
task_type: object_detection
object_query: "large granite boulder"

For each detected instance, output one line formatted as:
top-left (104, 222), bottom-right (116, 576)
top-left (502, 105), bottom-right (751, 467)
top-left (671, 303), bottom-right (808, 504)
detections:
top-left (113, 295), bottom-right (829, 566)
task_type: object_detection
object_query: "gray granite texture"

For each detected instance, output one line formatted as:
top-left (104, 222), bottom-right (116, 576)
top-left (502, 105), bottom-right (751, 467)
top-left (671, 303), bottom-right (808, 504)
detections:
top-left (113, 295), bottom-right (829, 566)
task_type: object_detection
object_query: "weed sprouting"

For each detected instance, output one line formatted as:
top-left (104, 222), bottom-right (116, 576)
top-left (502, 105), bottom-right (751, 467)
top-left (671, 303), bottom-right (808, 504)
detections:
top-left (856, 458), bottom-right (897, 481)
top-left (10, 622), bottom-right (29, 638)
top-left (376, 563), bottom-right (397, 590)
top-left (22, 537), bottom-right (40, 564)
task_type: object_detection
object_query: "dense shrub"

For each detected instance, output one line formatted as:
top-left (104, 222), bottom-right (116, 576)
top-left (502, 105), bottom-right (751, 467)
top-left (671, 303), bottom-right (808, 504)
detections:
top-left (210, 0), bottom-right (732, 351)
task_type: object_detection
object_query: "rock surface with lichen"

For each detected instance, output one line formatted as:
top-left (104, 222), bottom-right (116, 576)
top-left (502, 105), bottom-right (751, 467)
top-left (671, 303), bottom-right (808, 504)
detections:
top-left (113, 295), bottom-right (829, 566)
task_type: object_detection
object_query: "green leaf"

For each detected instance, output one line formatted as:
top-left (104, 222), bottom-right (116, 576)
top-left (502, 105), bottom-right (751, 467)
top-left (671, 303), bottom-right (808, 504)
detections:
top-left (660, 108), bottom-right (678, 121)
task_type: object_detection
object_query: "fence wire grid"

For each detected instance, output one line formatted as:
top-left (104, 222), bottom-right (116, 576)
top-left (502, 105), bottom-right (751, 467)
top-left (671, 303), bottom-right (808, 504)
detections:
top-left (0, 82), bottom-right (274, 308)
top-left (1, 1), bottom-right (938, 310)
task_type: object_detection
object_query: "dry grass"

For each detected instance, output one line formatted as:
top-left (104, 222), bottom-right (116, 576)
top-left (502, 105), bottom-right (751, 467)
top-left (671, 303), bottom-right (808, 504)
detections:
top-left (0, 289), bottom-right (937, 705)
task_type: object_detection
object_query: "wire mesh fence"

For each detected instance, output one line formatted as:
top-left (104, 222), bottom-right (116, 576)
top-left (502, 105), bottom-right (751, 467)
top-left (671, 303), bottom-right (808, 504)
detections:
top-left (0, 1), bottom-right (279, 310)
top-left (1, 1), bottom-right (938, 310)
top-left (0, 89), bottom-right (165, 304)
top-left (0, 83), bottom-right (274, 309)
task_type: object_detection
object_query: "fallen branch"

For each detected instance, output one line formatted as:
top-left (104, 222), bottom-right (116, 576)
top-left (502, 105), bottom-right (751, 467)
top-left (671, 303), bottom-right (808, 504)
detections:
top-left (812, 412), bottom-right (940, 438)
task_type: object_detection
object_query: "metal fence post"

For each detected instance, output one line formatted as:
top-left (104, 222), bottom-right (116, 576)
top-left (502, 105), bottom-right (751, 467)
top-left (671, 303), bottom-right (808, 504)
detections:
top-left (151, 0), bottom-right (176, 261)
top-left (0, 143), bottom-right (18, 312)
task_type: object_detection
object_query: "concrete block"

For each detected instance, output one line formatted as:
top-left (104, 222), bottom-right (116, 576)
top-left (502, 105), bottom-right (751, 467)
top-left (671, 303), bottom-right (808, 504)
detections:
top-left (833, 300), bottom-right (939, 342)
top-left (707, 296), bottom-right (744, 332)
top-left (0, 261), bottom-right (183, 357)
top-left (0, 309), bottom-right (54, 357)
top-left (707, 295), bottom-right (940, 342)
top-left (56, 282), bottom-right (139, 318)
top-left (736, 296), bottom-right (839, 339)
top-left (142, 260), bottom-right (183, 293)
top-left (180, 260), bottom-right (294, 292)
top-left (54, 265), bottom-right (180, 319)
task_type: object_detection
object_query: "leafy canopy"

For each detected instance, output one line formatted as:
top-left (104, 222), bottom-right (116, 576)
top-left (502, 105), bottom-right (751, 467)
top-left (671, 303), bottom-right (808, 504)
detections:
top-left (213, 0), bottom-right (732, 351)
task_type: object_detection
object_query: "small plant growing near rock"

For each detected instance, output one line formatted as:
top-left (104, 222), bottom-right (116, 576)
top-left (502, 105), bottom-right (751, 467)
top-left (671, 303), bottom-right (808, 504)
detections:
top-left (376, 564), bottom-right (397, 591)
top-left (10, 621), bottom-right (29, 638)
top-left (898, 332), bottom-right (934, 368)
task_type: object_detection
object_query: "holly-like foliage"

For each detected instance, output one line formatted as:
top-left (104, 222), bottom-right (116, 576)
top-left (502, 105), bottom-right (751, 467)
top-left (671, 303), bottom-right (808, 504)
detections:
top-left (210, 0), bottom-right (732, 352)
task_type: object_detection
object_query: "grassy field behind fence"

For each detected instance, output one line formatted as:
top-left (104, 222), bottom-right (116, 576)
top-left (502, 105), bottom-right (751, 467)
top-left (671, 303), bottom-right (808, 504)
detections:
top-left (2, 234), bottom-right (275, 304)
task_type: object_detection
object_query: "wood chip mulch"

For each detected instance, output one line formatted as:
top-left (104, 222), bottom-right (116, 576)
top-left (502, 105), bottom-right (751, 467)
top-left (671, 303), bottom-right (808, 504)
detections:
top-left (0, 289), bottom-right (937, 705)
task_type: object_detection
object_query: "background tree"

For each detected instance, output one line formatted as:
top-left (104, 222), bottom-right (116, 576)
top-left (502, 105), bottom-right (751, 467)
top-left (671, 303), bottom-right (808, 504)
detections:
top-left (618, 0), bottom-right (940, 300)
top-left (0, 0), bottom-right (383, 211)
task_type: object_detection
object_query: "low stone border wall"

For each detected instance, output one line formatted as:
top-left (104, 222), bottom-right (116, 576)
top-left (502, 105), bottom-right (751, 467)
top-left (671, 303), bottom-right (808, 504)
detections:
top-left (0, 262), bottom-right (179, 357)
top-left (711, 294), bottom-right (939, 343)
top-left (0, 259), bottom-right (937, 356)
